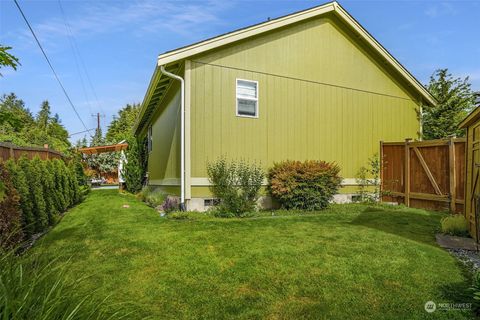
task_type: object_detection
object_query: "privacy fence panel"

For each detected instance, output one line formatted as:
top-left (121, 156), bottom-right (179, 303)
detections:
top-left (381, 138), bottom-right (465, 214)
top-left (0, 142), bottom-right (64, 161)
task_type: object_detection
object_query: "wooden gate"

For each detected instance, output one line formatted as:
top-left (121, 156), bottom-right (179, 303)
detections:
top-left (381, 138), bottom-right (465, 213)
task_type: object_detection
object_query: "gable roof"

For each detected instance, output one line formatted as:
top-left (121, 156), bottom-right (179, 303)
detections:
top-left (134, 1), bottom-right (436, 134)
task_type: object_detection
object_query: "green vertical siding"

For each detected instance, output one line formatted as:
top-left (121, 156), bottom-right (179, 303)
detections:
top-left (147, 81), bottom-right (181, 191)
top-left (189, 14), bottom-right (420, 196)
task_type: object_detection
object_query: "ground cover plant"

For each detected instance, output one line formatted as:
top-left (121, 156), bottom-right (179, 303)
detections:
top-left (33, 189), bottom-right (473, 319)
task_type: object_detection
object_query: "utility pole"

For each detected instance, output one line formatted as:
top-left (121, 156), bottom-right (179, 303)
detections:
top-left (91, 113), bottom-right (105, 132)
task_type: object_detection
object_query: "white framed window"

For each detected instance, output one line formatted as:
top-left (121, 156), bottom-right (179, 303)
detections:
top-left (147, 125), bottom-right (153, 152)
top-left (236, 79), bottom-right (258, 118)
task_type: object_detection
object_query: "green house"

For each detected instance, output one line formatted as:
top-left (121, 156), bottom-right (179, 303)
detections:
top-left (133, 1), bottom-right (435, 211)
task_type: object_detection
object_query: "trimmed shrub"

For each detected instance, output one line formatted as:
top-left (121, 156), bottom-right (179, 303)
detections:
top-left (124, 138), bottom-right (143, 193)
top-left (19, 156), bottom-right (48, 232)
top-left (5, 159), bottom-right (34, 236)
top-left (39, 159), bottom-right (58, 225)
top-left (441, 214), bottom-right (469, 237)
top-left (52, 159), bottom-right (68, 210)
top-left (268, 160), bottom-right (342, 211)
top-left (0, 162), bottom-right (23, 248)
top-left (207, 158), bottom-right (264, 216)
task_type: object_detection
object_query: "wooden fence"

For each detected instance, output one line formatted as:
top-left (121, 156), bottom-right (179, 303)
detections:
top-left (381, 138), bottom-right (465, 213)
top-left (0, 142), bottom-right (65, 161)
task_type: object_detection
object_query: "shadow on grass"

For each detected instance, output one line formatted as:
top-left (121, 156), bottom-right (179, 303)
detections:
top-left (350, 206), bottom-right (443, 246)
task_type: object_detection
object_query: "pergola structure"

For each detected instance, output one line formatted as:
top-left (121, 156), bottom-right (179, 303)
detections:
top-left (78, 142), bottom-right (128, 155)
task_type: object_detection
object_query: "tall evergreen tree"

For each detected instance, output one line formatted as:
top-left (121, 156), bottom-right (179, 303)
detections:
top-left (36, 100), bottom-right (51, 132)
top-left (423, 69), bottom-right (476, 139)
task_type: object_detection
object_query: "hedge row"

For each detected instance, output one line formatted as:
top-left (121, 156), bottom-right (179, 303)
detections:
top-left (0, 156), bottom-right (86, 248)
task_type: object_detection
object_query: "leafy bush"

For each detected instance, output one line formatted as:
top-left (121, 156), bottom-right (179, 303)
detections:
top-left (207, 158), bottom-right (264, 216)
top-left (0, 248), bottom-right (131, 319)
top-left (0, 162), bottom-right (23, 248)
top-left (441, 214), bottom-right (469, 237)
top-left (268, 160), bottom-right (342, 211)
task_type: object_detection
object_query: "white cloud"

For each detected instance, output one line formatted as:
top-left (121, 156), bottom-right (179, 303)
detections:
top-left (425, 2), bottom-right (457, 18)
top-left (28, 0), bottom-right (233, 43)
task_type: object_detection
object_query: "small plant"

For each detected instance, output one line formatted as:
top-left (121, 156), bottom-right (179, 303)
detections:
top-left (441, 214), bottom-right (469, 237)
top-left (161, 196), bottom-right (179, 213)
top-left (471, 271), bottom-right (480, 314)
top-left (268, 160), bottom-right (341, 211)
top-left (138, 187), bottom-right (167, 208)
top-left (166, 211), bottom-right (190, 220)
top-left (355, 154), bottom-right (381, 203)
top-left (207, 157), bottom-right (264, 216)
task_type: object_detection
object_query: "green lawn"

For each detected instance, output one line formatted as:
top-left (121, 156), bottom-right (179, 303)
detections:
top-left (34, 190), bottom-right (473, 319)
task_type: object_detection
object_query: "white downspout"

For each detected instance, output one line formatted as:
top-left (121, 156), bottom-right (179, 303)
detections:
top-left (160, 65), bottom-right (185, 210)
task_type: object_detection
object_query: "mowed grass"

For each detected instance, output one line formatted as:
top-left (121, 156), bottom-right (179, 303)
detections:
top-left (34, 190), bottom-right (472, 319)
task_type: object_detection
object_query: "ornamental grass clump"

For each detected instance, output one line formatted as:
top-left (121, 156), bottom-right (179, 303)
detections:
top-left (441, 214), bottom-right (469, 237)
top-left (268, 160), bottom-right (342, 211)
top-left (0, 248), bottom-right (132, 319)
top-left (207, 158), bottom-right (264, 216)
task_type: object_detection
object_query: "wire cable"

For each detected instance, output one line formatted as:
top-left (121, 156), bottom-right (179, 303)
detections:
top-left (13, 0), bottom-right (93, 136)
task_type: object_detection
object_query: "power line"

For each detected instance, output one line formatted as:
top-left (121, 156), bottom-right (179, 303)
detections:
top-left (57, 0), bottom-right (94, 116)
top-left (13, 0), bottom-right (92, 137)
top-left (58, 0), bottom-right (105, 114)
top-left (68, 128), bottom-right (96, 138)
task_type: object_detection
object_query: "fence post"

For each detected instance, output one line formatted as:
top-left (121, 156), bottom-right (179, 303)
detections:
top-left (404, 138), bottom-right (412, 207)
top-left (449, 137), bottom-right (457, 213)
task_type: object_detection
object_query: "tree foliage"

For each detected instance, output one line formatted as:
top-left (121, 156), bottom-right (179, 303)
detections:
top-left (0, 94), bottom-right (71, 153)
top-left (106, 103), bottom-right (140, 143)
top-left (423, 69), bottom-right (476, 139)
top-left (0, 45), bottom-right (19, 76)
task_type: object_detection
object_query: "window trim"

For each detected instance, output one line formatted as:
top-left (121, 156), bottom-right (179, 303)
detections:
top-left (236, 78), bottom-right (259, 118)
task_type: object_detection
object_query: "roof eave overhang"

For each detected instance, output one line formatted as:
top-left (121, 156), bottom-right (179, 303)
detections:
top-left (459, 107), bottom-right (480, 129)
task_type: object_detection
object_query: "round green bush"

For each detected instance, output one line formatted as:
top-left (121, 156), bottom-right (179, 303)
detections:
top-left (268, 160), bottom-right (342, 211)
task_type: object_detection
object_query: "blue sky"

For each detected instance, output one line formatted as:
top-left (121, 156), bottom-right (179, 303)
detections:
top-left (1, 0), bottom-right (479, 141)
